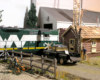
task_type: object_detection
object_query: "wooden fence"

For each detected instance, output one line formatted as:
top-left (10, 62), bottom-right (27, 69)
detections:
top-left (1, 50), bottom-right (57, 78)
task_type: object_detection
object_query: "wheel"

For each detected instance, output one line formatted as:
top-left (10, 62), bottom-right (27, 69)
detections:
top-left (59, 58), bottom-right (65, 65)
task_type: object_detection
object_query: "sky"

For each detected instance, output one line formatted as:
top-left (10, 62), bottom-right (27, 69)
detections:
top-left (0, 0), bottom-right (30, 28)
top-left (82, 0), bottom-right (100, 12)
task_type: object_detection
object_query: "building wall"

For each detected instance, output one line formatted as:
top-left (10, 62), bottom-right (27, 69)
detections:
top-left (59, 28), bottom-right (67, 43)
top-left (63, 28), bottom-right (77, 52)
top-left (40, 8), bottom-right (57, 30)
top-left (96, 39), bottom-right (100, 52)
top-left (57, 21), bottom-right (72, 29)
top-left (82, 39), bottom-right (100, 57)
top-left (82, 39), bottom-right (91, 53)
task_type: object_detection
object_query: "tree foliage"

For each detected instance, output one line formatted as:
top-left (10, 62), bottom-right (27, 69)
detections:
top-left (0, 10), bottom-right (3, 22)
top-left (27, 3), bottom-right (38, 28)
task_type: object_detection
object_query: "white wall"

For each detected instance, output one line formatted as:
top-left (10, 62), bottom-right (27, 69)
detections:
top-left (0, 0), bottom-right (30, 28)
top-left (57, 21), bottom-right (72, 29)
top-left (40, 8), bottom-right (57, 30)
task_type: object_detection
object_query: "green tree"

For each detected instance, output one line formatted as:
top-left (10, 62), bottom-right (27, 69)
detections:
top-left (0, 10), bottom-right (3, 22)
top-left (27, 3), bottom-right (38, 28)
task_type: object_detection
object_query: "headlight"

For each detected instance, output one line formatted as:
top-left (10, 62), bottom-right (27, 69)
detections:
top-left (65, 50), bottom-right (69, 54)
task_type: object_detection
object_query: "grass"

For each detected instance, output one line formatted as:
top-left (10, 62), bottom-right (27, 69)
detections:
top-left (0, 59), bottom-right (10, 64)
top-left (80, 56), bottom-right (100, 67)
top-left (55, 71), bottom-right (86, 80)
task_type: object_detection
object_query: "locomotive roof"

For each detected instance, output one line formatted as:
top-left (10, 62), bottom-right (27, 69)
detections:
top-left (0, 27), bottom-right (58, 35)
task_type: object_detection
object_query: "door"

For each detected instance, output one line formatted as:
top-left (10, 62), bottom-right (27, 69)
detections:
top-left (69, 39), bottom-right (75, 52)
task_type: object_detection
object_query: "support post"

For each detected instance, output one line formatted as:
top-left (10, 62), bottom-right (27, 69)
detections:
top-left (12, 50), bottom-right (14, 61)
top-left (30, 53), bottom-right (33, 69)
top-left (4, 50), bottom-right (7, 61)
top-left (41, 55), bottom-right (44, 73)
top-left (4, 41), bottom-right (7, 61)
top-left (54, 58), bottom-right (57, 78)
top-left (20, 50), bottom-right (23, 66)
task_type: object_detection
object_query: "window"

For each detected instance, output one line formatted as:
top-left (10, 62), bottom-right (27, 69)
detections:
top-left (69, 39), bottom-right (75, 52)
top-left (91, 40), bottom-right (96, 52)
top-left (92, 40), bottom-right (96, 47)
top-left (70, 40), bottom-right (75, 46)
top-left (44, 24), bottom-right (52, 29)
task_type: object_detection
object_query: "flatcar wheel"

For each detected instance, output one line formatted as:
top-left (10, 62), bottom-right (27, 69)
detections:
top-left (60, 58), bottom-right (64, 65)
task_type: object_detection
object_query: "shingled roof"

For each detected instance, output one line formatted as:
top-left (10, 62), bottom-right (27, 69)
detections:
top-left (62, 25), bottom-right (100, 39)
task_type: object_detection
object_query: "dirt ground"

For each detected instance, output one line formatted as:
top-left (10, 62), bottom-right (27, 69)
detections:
top-left (57, 62), bottom-right (100, 80)
top-left (21, 57), bottom-right (100, 80)
top-left (19, 57), bottom-right (100, 80)
top-left (0, 63), bottom-right (53, 80)
top-left (1, 56), bottom-right (100, 80)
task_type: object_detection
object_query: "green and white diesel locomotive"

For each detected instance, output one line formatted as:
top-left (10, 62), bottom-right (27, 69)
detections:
top-left (0, 27), bottom-right (60, 54)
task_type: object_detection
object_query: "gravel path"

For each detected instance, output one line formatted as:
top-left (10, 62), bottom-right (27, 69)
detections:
top-left (0, 63), bottom-right (53, 80)
top-left (57, 62), bottom-right (100, 80)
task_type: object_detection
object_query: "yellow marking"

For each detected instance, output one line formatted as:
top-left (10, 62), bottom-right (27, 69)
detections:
top-left (0, 47), bottom-right (45, 50)
top-left (29, 47), bottom-right (35, 49)
top-left (36, 47), bottom-right (45, 49)
top-left (23, 47), bottom-right (35, 50)
top-left (23, 47), bottom-right (28, 50)
top-left (6, 48), bottom-right (13, 50)
top-left (0, 48), bottom-right (5, 50)
top-left (14, 48), bottom-right (18, 50)
top-left (23, 47), bottom-right (45, 49)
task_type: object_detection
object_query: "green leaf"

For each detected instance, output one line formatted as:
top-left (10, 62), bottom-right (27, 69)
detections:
top-left (27, 3), bottom-right (37, 28)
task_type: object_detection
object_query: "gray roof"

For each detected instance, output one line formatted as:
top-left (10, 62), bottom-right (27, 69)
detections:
top-left (42, 7), bottom-right (100, 23)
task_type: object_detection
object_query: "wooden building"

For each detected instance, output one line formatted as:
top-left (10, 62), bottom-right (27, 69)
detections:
top-left (59, 28), bottom-right (67, 43)
top-left (61, 25), bottom-right (100, 57)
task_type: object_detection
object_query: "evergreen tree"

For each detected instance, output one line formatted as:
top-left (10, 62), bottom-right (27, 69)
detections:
top-left (0, 10), bottom-right (3, 22)
top-left (27, 3), bottom-right (38, 28)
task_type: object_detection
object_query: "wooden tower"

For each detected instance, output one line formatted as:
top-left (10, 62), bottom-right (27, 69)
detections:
top-left (73, 0), bottom-right (82, 26)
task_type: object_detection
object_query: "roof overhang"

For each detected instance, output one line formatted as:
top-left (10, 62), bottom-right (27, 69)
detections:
top-left (61, 25), bottom-right (75, 37)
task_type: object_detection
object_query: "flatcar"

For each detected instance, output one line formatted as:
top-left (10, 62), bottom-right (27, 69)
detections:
top-left (0, 27), bottom-right (60, 54)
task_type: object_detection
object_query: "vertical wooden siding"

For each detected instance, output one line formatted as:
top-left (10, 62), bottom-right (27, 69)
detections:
top-left (63, 29), bottom-right (77, 52)
top-left (59, 28), bottom-right (67, 43)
